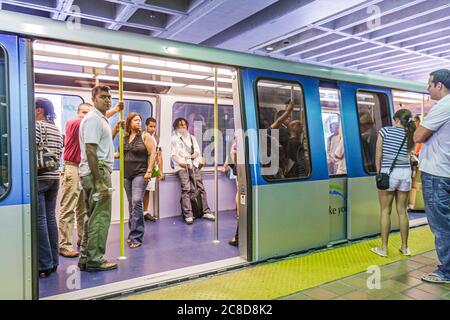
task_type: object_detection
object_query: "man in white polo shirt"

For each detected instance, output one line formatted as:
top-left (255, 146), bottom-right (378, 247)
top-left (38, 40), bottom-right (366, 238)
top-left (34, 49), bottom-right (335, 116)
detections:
top-left (78, 85), bottom-right (117, 272)
top-left (414, 69), bottom-right (450, 284)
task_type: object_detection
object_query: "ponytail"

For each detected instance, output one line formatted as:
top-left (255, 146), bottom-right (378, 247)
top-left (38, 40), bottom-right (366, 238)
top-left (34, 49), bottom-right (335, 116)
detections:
top-left (394, 109), bottom-right (416, 152)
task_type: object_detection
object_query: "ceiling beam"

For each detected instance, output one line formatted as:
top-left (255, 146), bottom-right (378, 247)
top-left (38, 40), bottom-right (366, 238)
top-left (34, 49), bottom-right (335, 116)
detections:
top-left (107, 0), bottom-right (146, 31)
top-left (152, 0), bottom-right (228, 39)
top-left (51, 0), bottom-right (74, 21)
top-left (285, 1), bottom-right (450, 58)
top-left (103, 0), bottom-right (188, 16)
top-left (1, 0), bottom-right (166, 32)
top-left (315, 12), bottom-right (450, 65)
top-left (252, 0), bottom-right (383, 53)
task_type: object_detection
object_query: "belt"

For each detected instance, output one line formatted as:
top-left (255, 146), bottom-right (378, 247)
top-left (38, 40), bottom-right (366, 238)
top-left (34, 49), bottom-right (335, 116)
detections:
top-left (64, 161), bottom-right (79, 166)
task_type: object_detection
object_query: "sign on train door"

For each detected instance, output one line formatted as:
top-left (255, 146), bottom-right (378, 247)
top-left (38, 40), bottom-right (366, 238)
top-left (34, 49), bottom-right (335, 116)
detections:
top-left (338, 82), bottom-right (397, 240)
top-left (240, 69), bottom-right (329, 261)
top-left (0, 34), bottom-right (35, 299)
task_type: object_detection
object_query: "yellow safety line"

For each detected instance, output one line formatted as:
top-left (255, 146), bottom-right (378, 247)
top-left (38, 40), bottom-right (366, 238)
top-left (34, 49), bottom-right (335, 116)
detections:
top-left (129, 226), bottom-right (434, 300)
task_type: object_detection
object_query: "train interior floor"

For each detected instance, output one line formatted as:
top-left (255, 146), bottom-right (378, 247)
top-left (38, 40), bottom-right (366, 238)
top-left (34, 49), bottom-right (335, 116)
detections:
top-left (39, 210), bottom-right (239, 298)
top-left (125, 225), bottom-right (449, 300)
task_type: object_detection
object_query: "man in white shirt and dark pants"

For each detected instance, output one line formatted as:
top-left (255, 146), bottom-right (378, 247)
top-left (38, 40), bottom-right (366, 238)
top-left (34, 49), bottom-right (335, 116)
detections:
top-left (78, 86), bottom-right (117, 272)
top-left (170, 117), bottom-right (215, 225)
top-left (414, 69), bottom-right (450, 284)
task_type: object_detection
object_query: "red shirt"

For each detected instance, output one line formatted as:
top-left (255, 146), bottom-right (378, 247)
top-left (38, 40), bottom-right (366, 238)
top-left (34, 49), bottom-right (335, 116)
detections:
top-left (63, 118), bottom-right (82, 164)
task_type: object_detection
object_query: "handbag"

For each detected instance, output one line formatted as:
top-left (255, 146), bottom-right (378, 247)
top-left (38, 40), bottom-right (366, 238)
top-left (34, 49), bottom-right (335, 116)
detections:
top-left (376, 133), bottom-right (407, 190)
top-left (36, 121), bottom-right (59, 174)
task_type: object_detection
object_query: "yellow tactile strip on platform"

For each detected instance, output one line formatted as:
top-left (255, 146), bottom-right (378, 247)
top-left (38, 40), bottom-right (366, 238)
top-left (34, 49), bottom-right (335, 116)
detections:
top-left (129, 226), bottom-right (434, 300)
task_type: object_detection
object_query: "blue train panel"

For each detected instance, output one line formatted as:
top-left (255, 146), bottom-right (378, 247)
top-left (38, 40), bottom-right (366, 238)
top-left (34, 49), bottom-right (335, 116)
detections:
top-left (0, 34), bottom-right (31, 206)
top-left (338, 82), bottom-right (394, 178)
top-left (240, 68), bottom-right (328, 186)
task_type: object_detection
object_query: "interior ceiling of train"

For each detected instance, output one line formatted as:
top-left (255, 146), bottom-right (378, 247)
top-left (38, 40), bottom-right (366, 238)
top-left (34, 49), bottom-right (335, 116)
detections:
top-left (1, 0), bottom-right (449, 83)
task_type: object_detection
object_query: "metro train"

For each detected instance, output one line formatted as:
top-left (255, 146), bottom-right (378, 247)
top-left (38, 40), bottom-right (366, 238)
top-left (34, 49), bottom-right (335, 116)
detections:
top-left (0, 11), bottom-right (430, 300)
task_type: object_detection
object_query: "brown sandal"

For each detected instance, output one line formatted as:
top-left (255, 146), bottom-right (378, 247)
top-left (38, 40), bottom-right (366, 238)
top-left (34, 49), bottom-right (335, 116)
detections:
top-left (129, 242), bottom-right (141, 249)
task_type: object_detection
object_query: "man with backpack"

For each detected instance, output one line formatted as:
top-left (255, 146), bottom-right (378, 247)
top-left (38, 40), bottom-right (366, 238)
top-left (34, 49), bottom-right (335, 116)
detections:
top-left (170, 117), bottom-right (215, 225)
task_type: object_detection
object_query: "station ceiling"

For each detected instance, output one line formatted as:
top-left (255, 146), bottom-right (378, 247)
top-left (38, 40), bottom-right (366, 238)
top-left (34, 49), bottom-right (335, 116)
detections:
top-left (1, 0), bottom-right (449, 83)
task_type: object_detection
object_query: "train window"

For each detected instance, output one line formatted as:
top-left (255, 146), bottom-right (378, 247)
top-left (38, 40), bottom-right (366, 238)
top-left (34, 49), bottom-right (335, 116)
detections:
top-left (320, 88), bottom-right (346, 176)
top-left (256, 79), bottom-right (311, 181)
top-left (0, 47), bottom-right (9, 199)
top-left (392, 90), bottom-right (437, 126)
top-left (34, 93), bottom-right (84, 134)
top-left (172, 102), bottom-right (234, 167)
top-left (356, 91), bottom-right (391, 174)
top-left (110, 99), bottom-right (152, 170)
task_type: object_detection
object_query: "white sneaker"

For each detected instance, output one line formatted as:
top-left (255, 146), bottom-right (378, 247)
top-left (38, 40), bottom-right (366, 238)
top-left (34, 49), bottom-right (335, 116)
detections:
top-left (185, 217), bottom-right (194, 225)
top-left (203, 213), bottom-right (215, 221)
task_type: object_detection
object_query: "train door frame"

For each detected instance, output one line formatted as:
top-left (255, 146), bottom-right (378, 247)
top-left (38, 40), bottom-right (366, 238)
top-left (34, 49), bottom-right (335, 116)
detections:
top-left (0, 34), bottom-right (36, 299)
top-left (318, 82), bottom-right (348, 245)
top-left (338, 82), bottom-right (396, 240)
top-left (240, 68), bottom-right (330, 261)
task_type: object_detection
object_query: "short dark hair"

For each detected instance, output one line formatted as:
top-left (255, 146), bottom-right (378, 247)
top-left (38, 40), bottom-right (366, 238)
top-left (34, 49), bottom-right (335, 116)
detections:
top-left (91, 85), bottom-right (111, 98)
top-left (173, 117), bottom-right (189, 130)
top-left (35, 97), bottom-right (56, 123)
top-left (430, 69), bottom-right (450, 90)
top-left (145, 117), bottom-right (157, 125)
top-left (77, 102), bottom-right (92, 112)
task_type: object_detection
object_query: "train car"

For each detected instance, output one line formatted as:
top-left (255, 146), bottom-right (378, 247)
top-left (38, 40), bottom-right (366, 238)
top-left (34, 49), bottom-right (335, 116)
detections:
top-left (0, 11), bottom-right (429, 300)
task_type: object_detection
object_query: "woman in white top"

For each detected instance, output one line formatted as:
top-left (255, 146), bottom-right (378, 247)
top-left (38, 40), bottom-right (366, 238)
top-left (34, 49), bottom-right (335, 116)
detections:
top-left (372, 109), bottom-right (416, 257)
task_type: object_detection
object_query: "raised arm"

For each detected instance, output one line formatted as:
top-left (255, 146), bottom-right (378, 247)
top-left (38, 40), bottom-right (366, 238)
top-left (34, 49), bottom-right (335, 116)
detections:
top-left (271, 100), bottom-right (294, 129)
top-left (105, 101), bottom-right (124, 119)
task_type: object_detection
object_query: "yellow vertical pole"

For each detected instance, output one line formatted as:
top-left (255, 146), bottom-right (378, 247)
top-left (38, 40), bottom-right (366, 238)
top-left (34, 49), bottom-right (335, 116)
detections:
top-left (118, 54), bottom-right (126, 260)
top-left (213, 67), bottom-right (219, 243)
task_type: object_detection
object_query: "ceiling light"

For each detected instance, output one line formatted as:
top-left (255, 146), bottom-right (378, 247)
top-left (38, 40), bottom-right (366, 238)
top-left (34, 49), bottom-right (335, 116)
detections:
top-left (34, 55), bottom-right (108, 68)
top-left (266, 47), bottom-right (274, 51)
top-left (356, 93), bottom-right (375, 99)
top-left (139, 57), bottom-right (166, 67)
top-left (217, 68), bottom-right (232, 76)
top-left (393, 91), bottom-right (424, 99)
top-left (185, 85), bottom-right (233, 93)
top-left (108, 65), bottom-right (207, 80)
top-left (393, 98), bottom-right (423, 104)
top-left (34, 68), bottom-right (94, 78)
top-left (166, 61), bottom-right (190, 70)
top-left (206, 77), bottom-right (233, 83)
top-left (96, 75), bottom-right (186, 87)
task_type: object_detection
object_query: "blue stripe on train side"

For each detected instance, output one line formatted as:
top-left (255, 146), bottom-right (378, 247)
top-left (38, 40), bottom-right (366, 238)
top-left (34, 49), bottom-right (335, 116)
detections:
top-left (241, 68), bottom-right (328, 186)
top-left (338, 82), bottom-right (394, 178)
top-left (0, 34), bottom-right (29, 206)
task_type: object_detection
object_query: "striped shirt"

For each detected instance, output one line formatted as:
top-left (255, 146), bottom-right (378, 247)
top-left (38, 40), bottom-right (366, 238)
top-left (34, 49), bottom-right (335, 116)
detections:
top-left (36, 120), bottom-right (63, 180)
top-left (379, 126), bottom-right (410, 169)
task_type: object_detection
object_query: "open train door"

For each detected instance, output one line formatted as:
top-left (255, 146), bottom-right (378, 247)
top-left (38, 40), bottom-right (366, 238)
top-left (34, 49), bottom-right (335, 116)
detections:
top-left (240, 68), bottom-right (330, 261)
top-left (0, 34), bottom-right (36, 299)
top-left (338, 82), bottom-right (398, 240)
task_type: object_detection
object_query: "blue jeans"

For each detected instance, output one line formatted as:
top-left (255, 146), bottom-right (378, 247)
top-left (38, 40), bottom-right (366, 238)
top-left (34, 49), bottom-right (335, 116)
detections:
top-left (124, 175), bottom-right (146, 244)
top-left (421, 171), bottom-right (450, 279)
top-left (38, 179), bottom-right (60, 271)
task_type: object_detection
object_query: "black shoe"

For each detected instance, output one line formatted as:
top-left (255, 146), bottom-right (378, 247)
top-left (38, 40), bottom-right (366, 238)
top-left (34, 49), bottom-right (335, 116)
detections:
top-left (144, 214), bottom-right (157, 222)
top-left (51, 265), bottom-right (58, 273)
top-left (78, 261), bottom-right (87, 271)
top-left (85, 261), bottom-right (118, 272)
top-left (228, 239), bottom-right (238, 247)
top-left (39, 269), bottom-right (52, 278)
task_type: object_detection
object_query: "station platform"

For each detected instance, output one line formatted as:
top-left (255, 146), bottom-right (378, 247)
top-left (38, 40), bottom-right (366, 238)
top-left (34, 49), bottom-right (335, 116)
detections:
top-left (125, 226), bottom-right (450, 300)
